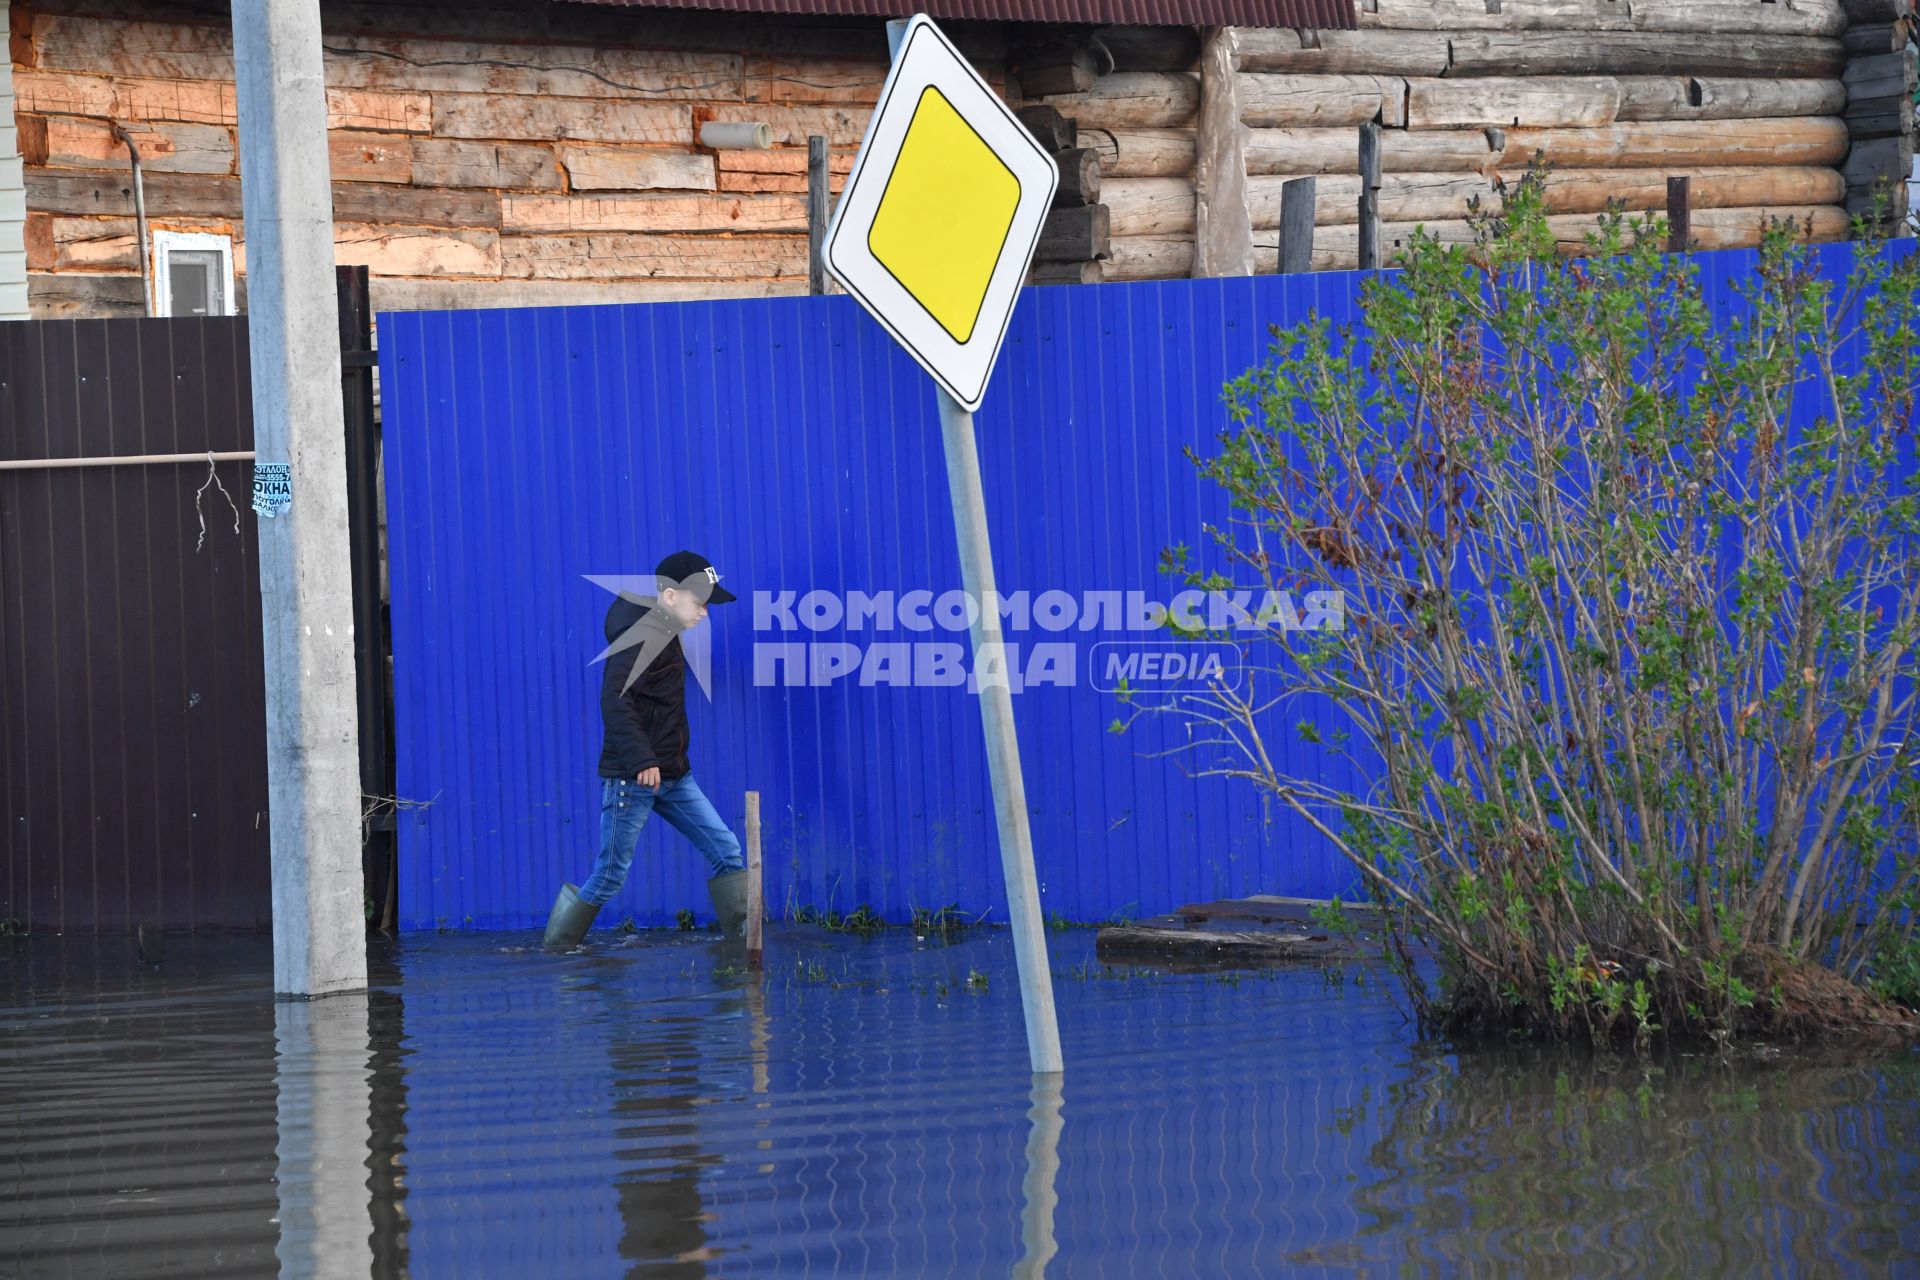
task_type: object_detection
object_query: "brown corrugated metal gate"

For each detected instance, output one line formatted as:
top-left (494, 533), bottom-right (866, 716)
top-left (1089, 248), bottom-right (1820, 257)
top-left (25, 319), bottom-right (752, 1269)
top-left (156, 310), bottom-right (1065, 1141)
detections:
top-left (0, 317), bottom-right (272, 933)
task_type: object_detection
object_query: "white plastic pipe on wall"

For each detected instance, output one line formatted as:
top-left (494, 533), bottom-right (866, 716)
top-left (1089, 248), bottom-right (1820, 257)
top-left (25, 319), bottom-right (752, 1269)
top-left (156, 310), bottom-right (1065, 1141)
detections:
top-left (699, 121), bottom-right (773, 150)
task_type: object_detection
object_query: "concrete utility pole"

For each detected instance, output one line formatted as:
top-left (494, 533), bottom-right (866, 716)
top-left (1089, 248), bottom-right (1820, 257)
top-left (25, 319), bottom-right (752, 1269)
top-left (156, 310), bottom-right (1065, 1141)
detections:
top-left (233, 0), bottom-right (366, 997)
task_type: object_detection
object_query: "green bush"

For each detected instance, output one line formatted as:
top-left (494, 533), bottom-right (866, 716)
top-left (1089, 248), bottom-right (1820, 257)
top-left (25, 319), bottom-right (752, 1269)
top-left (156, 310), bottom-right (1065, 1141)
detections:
top-left (1127, 170), bottom-right (1920, 1044)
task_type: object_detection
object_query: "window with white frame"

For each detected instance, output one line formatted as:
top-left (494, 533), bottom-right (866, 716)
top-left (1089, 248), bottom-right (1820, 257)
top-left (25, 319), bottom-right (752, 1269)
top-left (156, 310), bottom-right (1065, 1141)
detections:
top-left (151, 230), bottom-right (236, 318)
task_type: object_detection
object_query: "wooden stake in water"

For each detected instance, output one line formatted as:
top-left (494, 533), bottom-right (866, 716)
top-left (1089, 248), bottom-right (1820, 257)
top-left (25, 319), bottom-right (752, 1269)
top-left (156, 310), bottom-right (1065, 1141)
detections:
top-left (745, 790), bottom-right (764, 969)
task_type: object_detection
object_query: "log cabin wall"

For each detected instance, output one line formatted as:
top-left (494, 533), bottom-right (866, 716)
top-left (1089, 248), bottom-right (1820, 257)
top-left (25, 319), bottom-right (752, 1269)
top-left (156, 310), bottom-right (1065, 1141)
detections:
top-left (1014, 0), bottom-right (1917, 281)
top-left (8, 0), bottom-right (1009, 317)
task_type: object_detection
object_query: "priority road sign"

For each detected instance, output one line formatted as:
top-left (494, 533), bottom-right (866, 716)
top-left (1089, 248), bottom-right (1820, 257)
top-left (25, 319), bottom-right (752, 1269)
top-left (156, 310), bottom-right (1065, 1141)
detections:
top-left (824, 14), bottom-right (1060, 412)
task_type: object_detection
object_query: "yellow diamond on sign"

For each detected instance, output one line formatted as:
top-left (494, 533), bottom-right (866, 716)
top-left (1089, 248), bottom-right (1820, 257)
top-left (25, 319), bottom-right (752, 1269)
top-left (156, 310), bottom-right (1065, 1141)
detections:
top-left (867, 86), bottom-right (1020, 345)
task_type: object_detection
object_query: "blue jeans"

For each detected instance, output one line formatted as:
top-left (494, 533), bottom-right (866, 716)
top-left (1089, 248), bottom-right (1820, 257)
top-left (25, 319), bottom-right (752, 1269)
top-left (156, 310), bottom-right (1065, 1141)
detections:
top-left (579, 773), bottom-right (744, 906)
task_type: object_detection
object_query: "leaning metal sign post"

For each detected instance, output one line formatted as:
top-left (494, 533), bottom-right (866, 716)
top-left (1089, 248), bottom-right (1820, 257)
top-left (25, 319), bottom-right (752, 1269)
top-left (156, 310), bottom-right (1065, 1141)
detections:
top-left (825, 13), bottom-right (1064, 1075)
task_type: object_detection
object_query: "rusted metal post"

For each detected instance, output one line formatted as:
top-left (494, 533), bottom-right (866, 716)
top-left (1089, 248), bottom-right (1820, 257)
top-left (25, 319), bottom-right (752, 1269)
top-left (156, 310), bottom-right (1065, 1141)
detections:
top-left (745, 790), bottom-right (764, 968)
top-left (1667, 176), bottom-right (1691, 253)
top-left (1278, 176), bottom-right (1316, 274)
top-left (1358, 122), bottom-right (1382, 271)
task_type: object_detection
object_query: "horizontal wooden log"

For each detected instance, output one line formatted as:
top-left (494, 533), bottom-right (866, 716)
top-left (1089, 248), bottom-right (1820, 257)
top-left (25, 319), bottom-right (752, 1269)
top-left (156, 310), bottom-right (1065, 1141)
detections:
top-left (1292, 204), bottom-right (1849, 272)
top-left (1035, 73), bottom-right (1200, 130)
top-left (20, 10), bottom-right (765, 100)
top-left (1499, 117), bottom-right (1849, 168)
top-left (28, 270), bottom-right (148, 319)
top-left (1842, 135), bottom-right (1915, 185)
top-left (1843, 23), bottom-right (1906, 56)
top-left (1407, 77), bottom-right (1621, 128)
top-left (1238, 73), bottom-right (1402, 128)
top-left (1027, 259), bottom-right (1105, 286)
top-left (501, 193), bottom-right (806, 233)
top-left (17, 0), bottom-right (996, 64)
top-left (1357, 0), bottom-right (1634, 31)
top-left (12, 69), bottom-right (235, 125)
top-left (1249, 171), bottom-right (1495, 227)
top-left (1089, 25), bottom-right (1201, 72)
top-left (1013, 46), bottom-right (1097, 98)
top-left (329, 130), bottom-right (412, 185)
top-left (25, 13), bottom-right (235, 81)
top-left (1247, 126), bottom-right (1495, 175)
top-left (334, 224), bottom-right (500, 277)
top-left (1447, 32), bottom-right (1844, 78)
top-left (1550, 203), bottom-right (1849, 251)
top-left (557, 144), bottom-right (716, 192)
top-left (1234, 28), bottom-right (1449, 76)
top-left (1845, 186), bottom-right (1910, 220)
top-left (717, 171), bottom-right (846, 194)
top-left (323, 33), bottom-right (744, 100)
top-left (1016, 105), bottom-right (1076, 154)
top-left (709, 147), bottom-right (853, 193)
top-left (1103, 177), bottom-right (1195, 235)
top-left (1614, 77), bottom-right (1845, 121)
top-left (1104, 234), bottom-right (1193, 281)
top-left (370, 277), bottom-right (807, 313)
top-left (1053, 148), bottom-right (1102, 208)
top-left (1355, 0), bottom-right (1845, 35)
top-left (20, 115), bottom-right (234, 175)
top-left (1274, 220), bottom-right (1482, 272)
top-left (25, 213), bottom-right (138, 272)
top-left (330, 184), bottom-right (505, 230)
top-left (741, 56), bottom-right (886, 106)
top-left (1618, 0), bottom-right (1846, 36)
top-left (25, 169), bottom-right (232, 218)
top-left (1842, 0), bottom-right (1906, 21)
top-left (500, 232), bottom-right (808, 281)
top-left (22, 169), bottom-right (505, 228)
top-left (325, 88), bottom-right (433, 134)
top-left (1035, 204), bottom-right (1110, 262)
top-left (1845, 95), bottom-right (1916, 138)
top-left (1844, 50), bottom-right (1918, 101)
top-left (1079, 128), bottom-right (1194, 178)
top-left (1359, 0), bottom-right (1850, 32)
top-left (431, 93), bottom-right (693, 145)
top-left (715, 148), bottom-right (855, 176)
top-left (1312, 206), bottom-right (1850, 264)
top-left (409, 139), bottom-right (565, 191)
top-left (1110, 170), bottom-right (1498, 238)
top-left (1500, 165), bottom-right (1845, 215)
top-left (1367, 0), bottom-right (1843, 32)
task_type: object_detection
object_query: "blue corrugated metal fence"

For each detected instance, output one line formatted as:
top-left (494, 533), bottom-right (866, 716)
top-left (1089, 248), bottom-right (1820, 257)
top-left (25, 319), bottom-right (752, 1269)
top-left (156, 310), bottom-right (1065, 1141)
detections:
top-left (378, 245), bottom-right (1873, 932)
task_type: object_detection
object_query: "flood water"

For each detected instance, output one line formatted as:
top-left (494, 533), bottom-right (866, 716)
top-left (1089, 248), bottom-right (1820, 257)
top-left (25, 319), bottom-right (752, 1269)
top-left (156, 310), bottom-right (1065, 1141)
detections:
top-left (2, 926), bottom-right (1916, 1278)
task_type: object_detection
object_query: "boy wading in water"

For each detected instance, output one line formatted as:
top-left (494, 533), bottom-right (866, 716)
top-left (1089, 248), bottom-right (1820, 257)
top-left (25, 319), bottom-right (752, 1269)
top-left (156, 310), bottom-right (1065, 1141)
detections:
top-left (543, 551), bottom-right (747, 949)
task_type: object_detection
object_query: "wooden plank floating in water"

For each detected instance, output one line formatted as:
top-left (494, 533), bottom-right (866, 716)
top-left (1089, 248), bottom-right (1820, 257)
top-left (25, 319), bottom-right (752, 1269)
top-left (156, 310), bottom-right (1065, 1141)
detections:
top-left (1093, 895), bottom-right (1381, 969)
top-left (1095, 926), bottom-right (1338, 966)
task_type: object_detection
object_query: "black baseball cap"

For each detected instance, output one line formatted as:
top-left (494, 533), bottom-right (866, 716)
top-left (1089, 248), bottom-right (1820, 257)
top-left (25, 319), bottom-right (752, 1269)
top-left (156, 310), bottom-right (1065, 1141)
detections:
top-left (655, 549), bottom-right (737, 604)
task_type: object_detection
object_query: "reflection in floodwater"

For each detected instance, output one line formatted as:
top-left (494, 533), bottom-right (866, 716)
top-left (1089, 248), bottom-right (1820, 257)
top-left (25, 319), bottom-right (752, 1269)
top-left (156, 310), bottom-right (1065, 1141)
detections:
top-left (3, 929), bottom-right (1917, 1277)
top-left (1015, 1073), bottom-right (1064, 1280)
top-left (1341, 1046), bottom-right (1920, 1276)
top-left (273, 994), bottom-right (375, 1278)
top-left (599, 977), bottom-right (717, 1274)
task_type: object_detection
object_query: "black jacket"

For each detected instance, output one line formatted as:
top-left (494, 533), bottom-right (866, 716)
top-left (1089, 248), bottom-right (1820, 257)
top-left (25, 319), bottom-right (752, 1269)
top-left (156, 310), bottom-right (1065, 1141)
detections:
top-left (597, 596), bottom-right (692, 780)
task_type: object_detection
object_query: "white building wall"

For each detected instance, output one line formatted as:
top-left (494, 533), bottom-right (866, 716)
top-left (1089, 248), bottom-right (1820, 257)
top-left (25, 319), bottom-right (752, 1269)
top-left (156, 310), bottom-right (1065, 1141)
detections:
top-left (0, 3), bottom-right (28, 320)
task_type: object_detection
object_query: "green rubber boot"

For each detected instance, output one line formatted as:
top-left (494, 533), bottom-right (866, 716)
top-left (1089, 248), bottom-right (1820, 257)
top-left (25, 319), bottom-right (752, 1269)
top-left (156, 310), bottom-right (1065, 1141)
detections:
top-left (707, 870), bottom-right (750, 940)
top-left (542, 883), bottom-right (600, 950)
